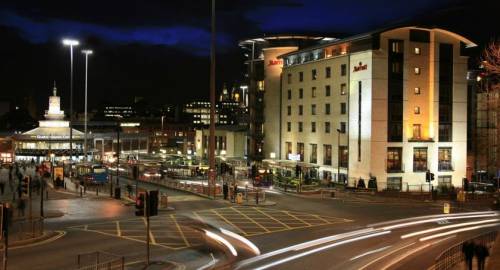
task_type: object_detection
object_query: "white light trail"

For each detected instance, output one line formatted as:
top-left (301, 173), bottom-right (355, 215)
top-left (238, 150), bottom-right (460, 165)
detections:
top-left (368, 211), bottom-right (497, 228)
top-left (382, 214), bottom-right (498, 230)
top-left (401, 219), bottom-right (500, 239)
top-left (349, 245), bottom-right (392, 261)
top-left (253, 231), bottom-right (391, 270)
top-left (220, 228), bottom-right (260, 255)
top-left (419, 223), bottom-right (500, 242)
top-left (204, 230), bottom-right (238, 257)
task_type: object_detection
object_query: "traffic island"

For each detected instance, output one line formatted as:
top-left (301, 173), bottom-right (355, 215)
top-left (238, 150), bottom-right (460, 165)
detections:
top-left (4, 230), bottom-right (64, 249)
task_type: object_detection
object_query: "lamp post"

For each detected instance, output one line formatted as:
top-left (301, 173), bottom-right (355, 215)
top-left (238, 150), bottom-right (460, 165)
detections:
top-left (81, 49), bottom-right (93, 162)
top-left (208, 0), bottom-right (216, 198)
top-left (62, 39), bottom-right (79, 173)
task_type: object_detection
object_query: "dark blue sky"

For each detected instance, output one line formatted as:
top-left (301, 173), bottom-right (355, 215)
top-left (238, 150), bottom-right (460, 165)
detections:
top-left (0, 0), bottom-right (497, 111)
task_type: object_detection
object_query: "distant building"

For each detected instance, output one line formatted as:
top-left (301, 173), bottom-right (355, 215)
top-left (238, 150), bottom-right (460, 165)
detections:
top-left (103, 105), bottom-right (135, 118)
top-left (195, 126), bottom-right (248, 158)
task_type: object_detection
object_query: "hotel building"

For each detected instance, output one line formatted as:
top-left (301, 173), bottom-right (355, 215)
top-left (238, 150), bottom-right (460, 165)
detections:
top-left (266, 26), bottom-right (476, 190)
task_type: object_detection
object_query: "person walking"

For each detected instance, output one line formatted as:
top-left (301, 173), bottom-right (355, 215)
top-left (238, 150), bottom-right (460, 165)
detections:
top-left (462, 241), bottom-right (475, 270)
top-left (475, 242), bottom-right (489, 270)
top-left (223, 182), bottom-right (228, 200)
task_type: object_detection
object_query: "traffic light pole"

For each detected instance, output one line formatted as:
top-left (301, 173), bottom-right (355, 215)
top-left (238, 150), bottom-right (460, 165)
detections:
top-left (145, 191), bottom-right (150, 266)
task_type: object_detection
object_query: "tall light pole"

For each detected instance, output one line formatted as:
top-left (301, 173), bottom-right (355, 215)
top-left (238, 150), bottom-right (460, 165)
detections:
top-left (208, 0), bottom-right (216, 198)
top-left (82, 49), bottom-right (93, 162)
top-left (62, 39), bottom-right (79, 169)
top-left (336, 128), bottom-right (342, 185)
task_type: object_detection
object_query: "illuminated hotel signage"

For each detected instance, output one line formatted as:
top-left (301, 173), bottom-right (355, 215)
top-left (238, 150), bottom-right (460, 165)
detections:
top-left (268, 59), bottom-right (283, 66)
top-left (34, 135), bottom-right (70, 139)
top-left (353, 62), bottom-right (368, 72)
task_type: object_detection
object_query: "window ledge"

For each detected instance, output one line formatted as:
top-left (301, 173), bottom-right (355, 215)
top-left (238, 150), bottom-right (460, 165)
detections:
top-left (387, 170), bottom-right (404, 173)
top-left (408, 138), bottom-right (434, 143)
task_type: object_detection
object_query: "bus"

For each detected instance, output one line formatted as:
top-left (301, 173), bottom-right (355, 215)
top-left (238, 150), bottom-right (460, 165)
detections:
top-left (76, 163), bottom-right (109, 185)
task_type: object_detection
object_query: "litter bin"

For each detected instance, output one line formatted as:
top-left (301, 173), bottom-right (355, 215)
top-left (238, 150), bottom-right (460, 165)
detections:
top-left (443, 202), bottom-right (450, 214)
top-left (236, 193), bottom-right (243, 204)
top-left (114, 187), bottom-right (121, 199)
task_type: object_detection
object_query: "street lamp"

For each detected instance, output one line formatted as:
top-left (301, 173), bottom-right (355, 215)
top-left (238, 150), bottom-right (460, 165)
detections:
top-left (82, 49), bottom-right (93, 162)
top-left (62, 38), bottom-right (79, 169)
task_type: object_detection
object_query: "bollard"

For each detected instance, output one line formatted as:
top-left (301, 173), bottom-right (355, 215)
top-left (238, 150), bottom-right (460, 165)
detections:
top-left (96, 187), bottom-right (99, 196)
top-left (64, 182), bottom-right (67, 190)
top-left (80, 187), bottom-right (83, 197)
top-left (46, 190), bottom-right (49, 200)
top-left (84, 186), bottom-right (86, 194)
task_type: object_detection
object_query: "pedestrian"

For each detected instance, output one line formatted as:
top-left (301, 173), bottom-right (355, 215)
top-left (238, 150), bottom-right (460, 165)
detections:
top-left (475, 242), bottom-right (489, 270)
top-left (223, 182), bottom-right (228, 200)
top-left (17, 198), bottom-right (25, 217)
top-left (462, 241), bottom-right (475, 270)
top-left (233, 184), bottom-right (238, 202)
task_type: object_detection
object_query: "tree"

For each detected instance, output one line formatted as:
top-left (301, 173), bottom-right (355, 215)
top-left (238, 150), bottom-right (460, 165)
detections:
top-left (481, 40), bottom-right (500, 90)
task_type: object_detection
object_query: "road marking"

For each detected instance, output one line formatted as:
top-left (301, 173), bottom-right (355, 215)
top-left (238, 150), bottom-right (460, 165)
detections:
top-left (231, 207), bottom-right (270, 233)
top-left (8, 231), bottom-right (67, 250)
top-left (142, 217), bottom-right (157, 245)
top-left (116, 221), bottom-right (122, 237)
top-left (284, 211), bottom-right (311, 226)
top-left (171, 214), bottom-right (190, 247)
top-left (358, 242), bottom-right (416, 270)
top-left (210, 209), bottom-right (247, 235)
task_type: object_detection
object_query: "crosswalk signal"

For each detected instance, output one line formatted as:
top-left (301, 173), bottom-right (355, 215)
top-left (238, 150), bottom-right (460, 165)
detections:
top-left (135, 192), bottom-right (145, 216)
top-left (21, 176), bottom-right (30, 196)
top-left (426, 171), bottom-right (435, 182)
top-left (430, 172), bottom-right (435, 181)
top-left (147, 190), bottom-right (159, 217)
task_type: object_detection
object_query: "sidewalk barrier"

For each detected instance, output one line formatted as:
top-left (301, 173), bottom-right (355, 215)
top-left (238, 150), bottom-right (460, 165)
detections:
top-left (76, 251), bottom-right (124, 270)
top-left (431, 230), bottom-right (497, 270)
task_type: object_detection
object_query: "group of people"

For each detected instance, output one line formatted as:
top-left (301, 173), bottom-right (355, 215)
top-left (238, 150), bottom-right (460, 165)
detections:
top-left (462, 240), bottom-right (490, 270)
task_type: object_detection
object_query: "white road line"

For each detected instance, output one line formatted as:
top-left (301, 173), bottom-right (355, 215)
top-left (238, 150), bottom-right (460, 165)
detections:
top-left (350, 245), bottom-right (392, 261)
top-left (358, 242), bottom-right (416, 270)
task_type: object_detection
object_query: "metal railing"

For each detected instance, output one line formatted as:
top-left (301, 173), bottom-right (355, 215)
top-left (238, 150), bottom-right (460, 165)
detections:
top-left (76, 251), bottom-right (125, 270)
top-left (431, 230), bottom-right (498, 270)
top-left (10, 217), bottom-right (44, 241)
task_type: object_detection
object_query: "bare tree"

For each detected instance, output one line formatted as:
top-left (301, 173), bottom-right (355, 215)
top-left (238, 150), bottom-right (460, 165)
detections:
top-left (481, 40), bottom-right (500, 76)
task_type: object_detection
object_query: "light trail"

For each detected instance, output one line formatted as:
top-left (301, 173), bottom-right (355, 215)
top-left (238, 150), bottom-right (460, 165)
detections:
top-left (419, 223), bottom-right (500, 241)
top-left (401, 219), bottom-right (500, 239)
top-left (252, 231), bottom-right (391, 270)
top-left (349, 245), bottom-right (392, 261)
top-left (368, 211), bottom-right (497, 228)
top-left (220, 228), bottom-right (261, 255)
top-left (204, 230), bottom-right (238, 257)
top-left (381, 213), bottom-right (499, 230)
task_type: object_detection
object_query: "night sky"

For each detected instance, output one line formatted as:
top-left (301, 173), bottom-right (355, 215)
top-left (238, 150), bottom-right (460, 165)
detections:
top-left (0, 0), bottom-right (498, 115)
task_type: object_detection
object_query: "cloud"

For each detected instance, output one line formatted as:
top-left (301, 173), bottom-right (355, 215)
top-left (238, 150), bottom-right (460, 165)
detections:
top-left (0, 10), bottom-right (231, 56)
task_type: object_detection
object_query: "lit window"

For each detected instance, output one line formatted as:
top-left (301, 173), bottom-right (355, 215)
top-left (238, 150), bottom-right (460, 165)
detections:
top-left (414, 106), bottom-right (420, 114)
top-left (414, 47), bottom-right (421, 55)
top-left (312, 87), bottom-right (316, 98)
top-left (414, 67), bottom-right (421, 75)
top-left (340, 83), bottom-right (347, 95)
top-left (414, 87), bottom-right (421, 95)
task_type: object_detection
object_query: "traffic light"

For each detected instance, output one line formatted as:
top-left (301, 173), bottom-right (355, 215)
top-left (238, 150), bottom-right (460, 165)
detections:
top-left (147, 190), bottom-right (158, 217)
top-left (430, 172), bottom-right (435, 181)
top-left (21, 176), bottom-right (30, 196)
top-left (425, 171), bottom-right (435, 182)
top-left (135, 192), bottom-right (145, 216)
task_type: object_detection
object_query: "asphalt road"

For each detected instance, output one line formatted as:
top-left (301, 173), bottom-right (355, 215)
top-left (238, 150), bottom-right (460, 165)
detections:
top-left (2, 171), bottom-right (497, 270)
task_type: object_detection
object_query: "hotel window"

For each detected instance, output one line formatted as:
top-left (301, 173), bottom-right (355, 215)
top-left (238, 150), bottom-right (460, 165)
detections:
top-left (438, 175), bottom-right (452, 188)
top-left (325, 67), bottom-right (331, 78)
top-left (391, 40), bottom-right (403, 53)
top-left (414, 87), bottom-right (421, 95)
top-left (387, 177), bottom-right (402, 191)
top-left (340, 122), bottom-right (346, 133)
top-left (325, 122), bottom-right (331, 133)
top-left (414, 106), bottom-right (420, 114)
top-left (387, 147), bottom-right (402, 172)
top-left (287, 105), bottom-right (291, 116)
top-left (310, 144), bottom-right (317, 164)
top-left (323, 144), bottom-right (332, 165)
top-left (341, 64), bottom-right (347, 76)
top-left (297, 143), bottom-right (304, 162)
top-left (340, 103), bottom-right (346, 114)
top-left (325, 103), bottom-right (331, 115)
top-left (287, 122), bottom-right (291, 132)
top-left (414, 47), bottom-right (421, 55)
top-left (311, 122), bottom-right (316, 132)
top-left (298, 122), bottom-right (303, 132)
top-left (299, 88), bottom-right (304, 99)
top-left (412, 124), bottom-right (421, 139)
top-left (286, 142), bottom-right (292, 158)
top-left (339, 146), bottom-right (348, 168)
top-left (311, 104), bottom-right (316, 115)
top-left (414, 67), bottom-right (421, 75)
top-left (413, 147), bottom-right (427, 172)
top-left (312, 87), bottom-right (317, 98)
top-left (439, 124), bottom-right (452, 142)
top-left (438, 147), bottom-right (452, 171)
top-left (325, 85), bottom-right (331, 96)
top-left (287, 89), bottom-right (292, 99)
top-left (299, 72), bottom-right (304, 82)
top-left (391, 62), bottom-right (402, 73)
top-left (312, 69), bottom-right (317, 80)
top-left (340, 83), bottom-right (347, 95)
top-left (299, 105), bottom-right (303, 115)
top-left (287, 73), bottom-right (292, 84)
